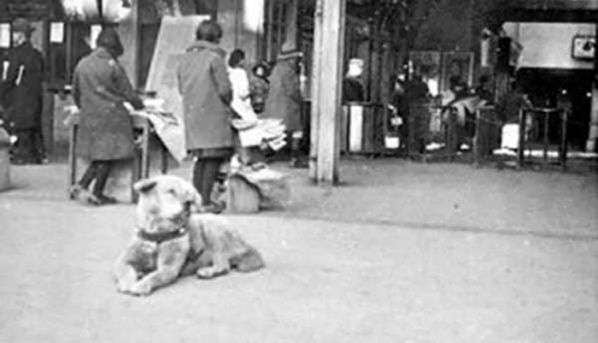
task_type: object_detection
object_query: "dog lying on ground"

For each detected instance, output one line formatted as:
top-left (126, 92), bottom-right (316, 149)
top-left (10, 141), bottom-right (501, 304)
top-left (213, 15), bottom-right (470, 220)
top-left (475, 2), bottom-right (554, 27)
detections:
top-left (113, 175), bottom-right (264, 296)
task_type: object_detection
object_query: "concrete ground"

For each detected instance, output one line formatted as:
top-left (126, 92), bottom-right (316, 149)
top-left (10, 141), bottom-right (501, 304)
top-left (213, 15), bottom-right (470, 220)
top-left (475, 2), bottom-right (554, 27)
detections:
top-left (0, 160), bottom-right (597, 342)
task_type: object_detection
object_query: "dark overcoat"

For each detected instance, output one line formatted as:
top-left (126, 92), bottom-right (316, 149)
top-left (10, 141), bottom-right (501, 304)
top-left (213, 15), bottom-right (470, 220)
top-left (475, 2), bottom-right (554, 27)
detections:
top-left (0, 42), bottom-right (44, 130)
top-left (177, 40), bottom-right (234, 155)
top-left (72, 48), bottom-right (143, 161)
top-left (263, 58), bottom-right (302, 132)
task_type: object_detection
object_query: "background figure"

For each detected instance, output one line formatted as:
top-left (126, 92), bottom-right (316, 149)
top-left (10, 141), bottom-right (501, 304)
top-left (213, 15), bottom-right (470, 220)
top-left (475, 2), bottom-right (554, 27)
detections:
top-left (263, 49), bottom-right (305, 168)
top-left (406, 73), bottom-right (430, 154)
top-left (178, 20), bottom-right (233, 207)
top-left (342, 58), bottom-right (365, 102)
top-left (0, 18), bottom-right (45, 164)
top-left (249, 61), bottom-right (270, 114)
top-left (390, 78), bottom-right (409, 148)
top-left (474, 74), bottom-right (493, 103)
top-left (228, 49), bottom-right (257, 122)
top-left (69, 27), bottom-right (144, 205)
top-left (228, 49), bottom-right (262, 166)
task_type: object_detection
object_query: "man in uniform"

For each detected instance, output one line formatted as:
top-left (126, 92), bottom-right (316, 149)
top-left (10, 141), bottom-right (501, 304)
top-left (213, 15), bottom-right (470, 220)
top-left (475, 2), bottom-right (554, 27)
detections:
top-left (0, 18), bottom-right (46, 164)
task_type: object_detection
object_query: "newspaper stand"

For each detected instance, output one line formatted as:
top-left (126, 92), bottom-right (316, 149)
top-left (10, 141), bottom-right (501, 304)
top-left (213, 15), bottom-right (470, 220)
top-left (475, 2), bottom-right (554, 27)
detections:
top-left (517, 107), bottom-right (568, 170)
top-left (68, 114), bottom-right (169, 202)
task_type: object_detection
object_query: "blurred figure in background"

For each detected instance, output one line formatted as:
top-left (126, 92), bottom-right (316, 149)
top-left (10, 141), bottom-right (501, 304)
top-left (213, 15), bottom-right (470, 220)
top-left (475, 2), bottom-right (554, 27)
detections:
top-left (342, 58), bottom-right (365, 102)
top-left (0, 18), bottom-right (45, 164)
top-left (178, 20), bottom-right (234, 207)
top-left (249, 61), bottom-right (270, 115)
top-left (69, 27), bottom-right (144, 205)
top-left (228, 49), bottom-right (264, 167)
top-left (228, 49), bottom-right (257, 123)
top-left (474, 74), bottom-right (493, 103)
top-left (263, 48), bottom-right (305, 168)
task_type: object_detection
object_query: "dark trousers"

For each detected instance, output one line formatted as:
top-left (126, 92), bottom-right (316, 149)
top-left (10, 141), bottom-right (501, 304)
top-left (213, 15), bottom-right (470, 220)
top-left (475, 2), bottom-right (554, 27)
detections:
top-left (78, 160), bottom-right (114, 196)
top-left (192, 157), bottom-right (226, 206)
top-left (11, 128), bottom-right (45, 163)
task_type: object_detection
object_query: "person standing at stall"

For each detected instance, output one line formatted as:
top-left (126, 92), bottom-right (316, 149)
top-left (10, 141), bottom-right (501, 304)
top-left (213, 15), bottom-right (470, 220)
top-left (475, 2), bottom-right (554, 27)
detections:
top-left (68, 27), bottom-right (144, 205)
top-left (177, 20), bottom-right (234, 206)
top-left (249, 61), bottom-right (270, 114)
top-left (0, 18), bottom-right (46, 164)
top-left (263, 48), bottom-right (305, 168)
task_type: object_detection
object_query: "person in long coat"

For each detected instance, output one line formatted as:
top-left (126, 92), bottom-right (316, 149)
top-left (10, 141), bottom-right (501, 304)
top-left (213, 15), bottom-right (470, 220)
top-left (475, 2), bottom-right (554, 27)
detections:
top-left (177, 20), bottom-right (234, 206)
top-left (69, 28), bottom-right (143, 205)
top-left (263, 50), bottom-right (304, 167)
top-left (0, 18), bottom-right (45, 164)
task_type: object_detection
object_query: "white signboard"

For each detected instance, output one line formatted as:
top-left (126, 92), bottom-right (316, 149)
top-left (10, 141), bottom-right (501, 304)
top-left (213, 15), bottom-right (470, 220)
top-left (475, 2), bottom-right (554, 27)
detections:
top-left (50, 22), bottom-right (64, 43)
top-left (145, 15), bottom-right (210, 161)
top-left (503, 22), bottom-right (595, 70)
top-left (0, 23), bottom-right (10, 48)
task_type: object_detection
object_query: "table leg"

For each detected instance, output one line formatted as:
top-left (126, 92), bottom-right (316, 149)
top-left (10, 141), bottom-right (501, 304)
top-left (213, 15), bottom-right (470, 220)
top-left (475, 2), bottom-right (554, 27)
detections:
top-left (140, 123), bottom-right (150, 179)
top-left (560, 109), bottom-right (568, 170)
top-left (543, 111), bottom-right (549, 167)
top-left (161, 146), bottom-right (168, 174)
top-left (517, 109), bottom-right (526, 168)
top-left (68, 125), bottom-right (78, 187)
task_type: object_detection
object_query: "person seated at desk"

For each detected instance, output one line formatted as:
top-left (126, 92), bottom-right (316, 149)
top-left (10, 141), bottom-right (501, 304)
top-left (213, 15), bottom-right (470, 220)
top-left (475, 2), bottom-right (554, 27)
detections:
top-left (68, 27), bottom-right (144, 205)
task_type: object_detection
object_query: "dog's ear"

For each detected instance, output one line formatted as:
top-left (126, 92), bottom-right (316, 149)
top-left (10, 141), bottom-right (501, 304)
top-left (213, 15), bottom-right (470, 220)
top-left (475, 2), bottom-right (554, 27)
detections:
top-left (180, 180), bottom-right (204, 212)
top-left (134, 178), bottom-right (157, 194)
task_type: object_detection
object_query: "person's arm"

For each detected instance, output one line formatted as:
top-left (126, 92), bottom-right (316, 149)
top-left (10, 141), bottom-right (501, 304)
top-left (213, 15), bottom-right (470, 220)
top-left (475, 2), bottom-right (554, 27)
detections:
top-left (112, 62), bottom-right (143, 110)
top-left (72, 66), bottom-right (81, 108)
top-left (210, 55), bottom-right (232, 105)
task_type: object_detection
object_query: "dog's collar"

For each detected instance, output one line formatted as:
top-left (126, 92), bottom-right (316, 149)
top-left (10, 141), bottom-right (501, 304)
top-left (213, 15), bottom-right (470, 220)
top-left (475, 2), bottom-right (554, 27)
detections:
top-left (136, 227), bottom-right (188, 244)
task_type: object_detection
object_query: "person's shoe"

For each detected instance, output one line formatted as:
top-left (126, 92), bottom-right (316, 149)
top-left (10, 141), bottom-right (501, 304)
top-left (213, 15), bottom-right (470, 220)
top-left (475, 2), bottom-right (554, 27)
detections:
top-left (96, 194), bottom-right (118, 204)
top-left (10, 157), bottom-right (26, 165)
top-left (68, 184), bottom-right (83, 200)
top-left (290, 158), bottom-right (308, 169)
top-left (86, 194), bottom-right (117, 206)
top-left (86, 194), bottom-right (104, 206)
top-left (202, 201), bottom-right (225, 214)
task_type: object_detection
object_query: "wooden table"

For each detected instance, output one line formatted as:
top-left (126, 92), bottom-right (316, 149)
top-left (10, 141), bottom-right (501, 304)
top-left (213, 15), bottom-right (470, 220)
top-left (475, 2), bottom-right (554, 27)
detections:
top-left (68, 114), bottom-right (169, 202)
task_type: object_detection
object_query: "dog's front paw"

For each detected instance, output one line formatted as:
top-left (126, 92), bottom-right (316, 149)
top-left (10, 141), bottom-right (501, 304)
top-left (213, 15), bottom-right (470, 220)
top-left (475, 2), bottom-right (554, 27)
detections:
top-left (116, 281), bottom-right (133, 294)
top-left (196, 267), bottom-right (215, 279)
top-left (128, 282), bottom-right (153, 296)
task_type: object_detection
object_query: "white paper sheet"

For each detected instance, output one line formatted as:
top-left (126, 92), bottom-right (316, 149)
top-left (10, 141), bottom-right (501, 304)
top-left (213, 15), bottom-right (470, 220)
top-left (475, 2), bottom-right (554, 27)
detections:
top-left (0, 23), bottom-right (10, 48)
top-left (50, 22), bottom-right (64, 43)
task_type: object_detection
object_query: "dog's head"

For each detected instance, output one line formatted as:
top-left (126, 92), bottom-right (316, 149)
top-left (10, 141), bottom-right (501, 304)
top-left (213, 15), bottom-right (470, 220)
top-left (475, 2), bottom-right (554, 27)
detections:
top-left (133, 175), bottom-right (203, 233)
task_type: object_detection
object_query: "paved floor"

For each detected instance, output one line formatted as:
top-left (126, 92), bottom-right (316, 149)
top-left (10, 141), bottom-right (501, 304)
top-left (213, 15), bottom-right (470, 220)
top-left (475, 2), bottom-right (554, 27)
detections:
top-left (0, 161), bottom-right (597, 342)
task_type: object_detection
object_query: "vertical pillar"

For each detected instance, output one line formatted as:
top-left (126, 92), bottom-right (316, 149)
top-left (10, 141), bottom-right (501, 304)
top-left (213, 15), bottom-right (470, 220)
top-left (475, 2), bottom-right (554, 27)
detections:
top-left (310, 0), bottom-right (345, 184)
top-left (308, 0), bottom-right (323, 180)
top-left (116, 0), bottom-right (139, 88)
top-left (587, 24), bottom-right (598, 152)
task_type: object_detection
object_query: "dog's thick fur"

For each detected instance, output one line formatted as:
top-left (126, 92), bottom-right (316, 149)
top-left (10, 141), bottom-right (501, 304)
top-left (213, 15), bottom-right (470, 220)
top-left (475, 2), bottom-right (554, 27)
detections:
top-left (114, 175), bottom-right (264, 296)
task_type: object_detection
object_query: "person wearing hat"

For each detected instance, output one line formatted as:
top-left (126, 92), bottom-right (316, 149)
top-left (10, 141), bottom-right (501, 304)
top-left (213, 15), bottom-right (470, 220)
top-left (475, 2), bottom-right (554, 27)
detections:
top-left (68, 27), bottom-right (144, 205)
top-left (263, 45), bottom-right (305, 168)
top-left (0, 18), bottom-right (46, 164)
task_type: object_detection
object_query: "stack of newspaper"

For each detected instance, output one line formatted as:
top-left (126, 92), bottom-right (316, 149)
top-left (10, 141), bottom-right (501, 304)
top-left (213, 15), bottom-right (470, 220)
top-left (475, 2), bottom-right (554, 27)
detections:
top-left (231, 118), bottom-right (287, 151)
